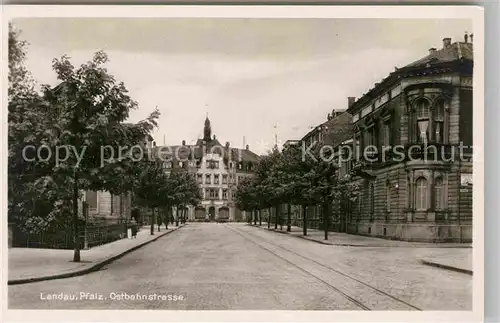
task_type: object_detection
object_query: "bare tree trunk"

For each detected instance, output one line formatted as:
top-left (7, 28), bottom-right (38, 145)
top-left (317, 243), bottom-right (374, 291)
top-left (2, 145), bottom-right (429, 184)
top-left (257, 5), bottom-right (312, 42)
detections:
top-left (253, 210), bottom-right (257, 225)
top-left (176, 206), bottom-right (179, 226)
top-left (72, 172), bottom-right (81, 262)
top-left (268, 208), bottom-right (271, 229)
top-left (274, 205), bottom-right (278, 230)
top-left (167, 207), bottom-right (169, 230)
top-left (302, 204), bottom-right (307, 236)
top-left (323, 201), bottom-right (330, 240)
top-left (287, 203), bottom-right (292, 232)
top-left (259, 209), bottom-right (262, 226)
top-left (150, 207), bottom-right (155, 235)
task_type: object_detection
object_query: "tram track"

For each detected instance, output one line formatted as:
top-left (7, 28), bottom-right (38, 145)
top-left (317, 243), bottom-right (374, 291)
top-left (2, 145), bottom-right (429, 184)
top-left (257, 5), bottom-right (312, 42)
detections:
top-left (227, 224), bottom-right (423, 311)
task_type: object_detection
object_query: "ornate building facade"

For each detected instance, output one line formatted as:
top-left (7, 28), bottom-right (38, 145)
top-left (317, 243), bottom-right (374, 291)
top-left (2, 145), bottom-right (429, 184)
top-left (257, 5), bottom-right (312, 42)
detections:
top-left (286, 34), bottom-right (473, 243)
top-left (343, 35), bottom-right (473, 242)
top-left (158, 117), bottom-right (260, 222)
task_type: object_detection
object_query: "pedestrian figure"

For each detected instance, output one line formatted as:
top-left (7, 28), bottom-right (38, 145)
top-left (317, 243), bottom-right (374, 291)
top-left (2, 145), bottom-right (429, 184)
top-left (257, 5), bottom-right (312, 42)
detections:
top-left (130, 219), bottom-right (138, 239)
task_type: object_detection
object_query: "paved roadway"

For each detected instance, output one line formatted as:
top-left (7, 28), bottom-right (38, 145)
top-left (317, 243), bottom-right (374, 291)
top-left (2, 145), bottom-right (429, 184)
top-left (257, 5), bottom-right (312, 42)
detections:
top-left (8, 223), bottom-right (472, 310)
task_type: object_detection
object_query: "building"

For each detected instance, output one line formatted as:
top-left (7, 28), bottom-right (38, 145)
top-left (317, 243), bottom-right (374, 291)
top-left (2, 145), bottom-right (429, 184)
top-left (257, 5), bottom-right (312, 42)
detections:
top-left (342, 34), bottom-right (473, 242)
top-left (80, 130), bottom-right (153, 223)
top-left (285, 108), bottom-right (354, 230)
top-left (156, 117), bottom-right (260, 222)
top-left (285, 34), bottom-right (473, 243)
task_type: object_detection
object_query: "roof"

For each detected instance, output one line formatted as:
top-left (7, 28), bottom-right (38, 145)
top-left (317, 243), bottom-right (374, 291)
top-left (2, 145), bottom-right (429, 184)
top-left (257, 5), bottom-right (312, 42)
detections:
top-left (348, 39), bottom-right (473, 114)
top-left (152, 142), bottom-right (260, 164)
top-left (405, 42), bottom-right (473, 69)
top-left (321, 112), bottom-right (354, 148)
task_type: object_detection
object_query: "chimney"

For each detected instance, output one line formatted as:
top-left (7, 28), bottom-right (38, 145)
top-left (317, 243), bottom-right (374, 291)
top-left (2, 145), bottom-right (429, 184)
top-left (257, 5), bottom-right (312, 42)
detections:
top-left (182, 140), bottom-right (186, 146)
top-left (464, 32), bottom-right (468, 43)
top-left (470, 33), bottom-right (474, 44)
top-left (153, 141), bottom-right (156, 147)
top-left (213, 134), bottom-right (216, 140)
top-left (246, 144), bottom-right (249, 151)
top-left (429, 48), bottom-right (437, 55)
top-left (442, 37), bottom-right (452, 48)
top-left (225, 141), bottom-right (230, 148)
top-left (347, 97), bottom-right (356, 109)
top-left (327, 113), bottom-right (332, 121)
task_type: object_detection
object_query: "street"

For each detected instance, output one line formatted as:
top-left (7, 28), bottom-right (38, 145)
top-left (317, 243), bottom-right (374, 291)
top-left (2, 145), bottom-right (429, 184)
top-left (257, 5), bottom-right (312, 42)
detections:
top-left (8, 223), bottom-right (472, 310)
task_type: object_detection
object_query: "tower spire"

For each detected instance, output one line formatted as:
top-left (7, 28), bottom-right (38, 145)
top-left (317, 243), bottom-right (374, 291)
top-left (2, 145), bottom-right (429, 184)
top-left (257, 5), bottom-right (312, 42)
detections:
top-left (203, 113), bottom-right (211, 141)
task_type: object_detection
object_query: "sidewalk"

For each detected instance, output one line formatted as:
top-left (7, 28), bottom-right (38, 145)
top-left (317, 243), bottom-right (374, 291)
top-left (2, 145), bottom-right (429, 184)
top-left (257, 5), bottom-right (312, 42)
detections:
top-left (255, 223), bottom-right (472, 248)
top-left (8, 224), bottom-right (185, 285)
top-left (253, 223), bottom-right (473, 275)
top-left (420, 252), bottom-right (473, 275)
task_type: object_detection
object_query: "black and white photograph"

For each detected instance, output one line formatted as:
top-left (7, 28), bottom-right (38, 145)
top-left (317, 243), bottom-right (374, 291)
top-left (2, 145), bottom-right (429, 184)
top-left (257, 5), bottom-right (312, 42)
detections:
top-left (4, 5), bottom-right (484, 322)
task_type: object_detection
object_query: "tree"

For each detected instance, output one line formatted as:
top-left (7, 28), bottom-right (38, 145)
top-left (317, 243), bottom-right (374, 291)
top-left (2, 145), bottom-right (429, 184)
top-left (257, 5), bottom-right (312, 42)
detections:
top-left (39, 51), bottom-right (159, 261)
top-left (134, 158), bottom-right (168, 235)
top-left (8, 23), bottom-right (77, 237)
top-left (166, 171), bottom-right (202, 226)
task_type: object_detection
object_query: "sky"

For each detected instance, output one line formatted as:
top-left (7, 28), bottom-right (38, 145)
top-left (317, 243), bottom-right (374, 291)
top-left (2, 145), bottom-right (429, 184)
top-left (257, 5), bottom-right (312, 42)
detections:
top-left (12, 18), bottom-right (472, 155)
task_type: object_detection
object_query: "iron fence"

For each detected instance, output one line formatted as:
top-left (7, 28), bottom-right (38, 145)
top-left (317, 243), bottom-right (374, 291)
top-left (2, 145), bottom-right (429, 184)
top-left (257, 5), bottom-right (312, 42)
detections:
top-left (12, 221), bottom-right (128, 250)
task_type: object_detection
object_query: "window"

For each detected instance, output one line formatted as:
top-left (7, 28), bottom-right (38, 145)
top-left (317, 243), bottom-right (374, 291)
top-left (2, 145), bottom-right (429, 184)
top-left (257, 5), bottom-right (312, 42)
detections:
top-left (179, 161), bottom-right (184, 168)
top-left (214, 174), bottom-right (220, 185)
top-left (197, 174), bottom-right (203, 184)
top-left (222, 174), bottom-right (228, 184)
top-left (86, 191), bottom-right (97, 210)
top-left (354, 135), bottom-right (361, 159)
top-left (222, 189), bottom-right (228, 200)
top-left (238, 163), bottom-right (242, 170)
top-left (383, 122), bottom-right (391, 147)
top-left (434, 177), bottom-right (445, 210)
top-left (208, 188), bottom-right (219, 200)
top-left (416, 99), bottom-right (430, 143)
top-left (112, 194), bottom-right (120, 215)
top-left (205, 174), bottom-right (211, 184)
top-left (434, 100), bottom-right (445, 143)
top-left (415, 177), bottom-right (428, 211)
top-left (163, 161), bottom-right (172, 169)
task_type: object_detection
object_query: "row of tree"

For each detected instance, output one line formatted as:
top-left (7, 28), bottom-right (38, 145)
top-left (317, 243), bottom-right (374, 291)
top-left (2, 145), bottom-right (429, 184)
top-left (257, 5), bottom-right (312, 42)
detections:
top-left (234, 144), bottom-right (360, 240)
top-left (8, 23), bottom-right (200, 262)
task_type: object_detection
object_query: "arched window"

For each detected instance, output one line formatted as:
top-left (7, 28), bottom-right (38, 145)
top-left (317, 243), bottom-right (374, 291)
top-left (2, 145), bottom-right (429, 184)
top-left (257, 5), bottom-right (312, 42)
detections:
top-left (415, 99), bottom-right (430, 143)
top-left (434, 177), bottom-right (445, 210)
top-left (434, 100), bottom-right (445, 143)
top-left (415, 177), bottom-right (428, 211)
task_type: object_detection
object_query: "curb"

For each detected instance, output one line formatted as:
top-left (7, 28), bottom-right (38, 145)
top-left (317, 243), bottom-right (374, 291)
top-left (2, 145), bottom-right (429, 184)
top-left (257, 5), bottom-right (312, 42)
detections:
top-left (249, 224), bottom-right (472, 248)
top-left (420, 259), bottom-right (473, 276)
top-left (8, 225), bottom-right (186, 285)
